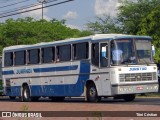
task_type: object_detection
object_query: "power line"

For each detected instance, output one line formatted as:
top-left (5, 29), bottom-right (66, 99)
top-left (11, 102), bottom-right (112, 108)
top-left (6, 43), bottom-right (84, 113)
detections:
top-left (0, 0), bottom-right (74, 18)
top-left (0, 2), bottom-right (41, 16)
top-left (0, 0), bottom-right (31, 9)
top-left (38, 0), bottom-right (61, 20)
top-left (0, 0), bottom-right (60, 16)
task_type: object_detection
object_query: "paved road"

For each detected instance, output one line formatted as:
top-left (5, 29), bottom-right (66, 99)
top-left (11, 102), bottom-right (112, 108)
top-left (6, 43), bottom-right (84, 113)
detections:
top-left (66, 97), bottom-right (160, 105)
top-left (0, 96), bottom-right (160, 106)
top-left (0, 97), bottom-right (159, 120)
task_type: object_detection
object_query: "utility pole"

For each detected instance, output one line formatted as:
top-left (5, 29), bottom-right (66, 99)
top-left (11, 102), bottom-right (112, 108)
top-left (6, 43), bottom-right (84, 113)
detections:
top-left (38, 0), bottom-right (46, 20)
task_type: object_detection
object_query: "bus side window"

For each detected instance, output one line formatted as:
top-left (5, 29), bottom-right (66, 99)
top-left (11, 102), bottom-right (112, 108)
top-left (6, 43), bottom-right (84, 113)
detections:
top-left (100, 43), bottom-right (108, 67)
top-left (15, 51), bottom-right (26, 66)
top-left (56, 45), bottom-right (71, 62)
top-left (4, 52), bottom-right (13, 67)
top-left (73, 42), bottom-right (89, 60)
top-left (91, 43), bottom-right (99, 67)
top-left (28, 49), bottom-right (40, 64)
top-left (42, 47), bottom-right (55, 63)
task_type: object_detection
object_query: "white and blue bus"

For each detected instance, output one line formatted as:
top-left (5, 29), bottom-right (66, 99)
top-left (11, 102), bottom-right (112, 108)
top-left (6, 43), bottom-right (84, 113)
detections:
top-left (2, 34), bottom-right (159, 102)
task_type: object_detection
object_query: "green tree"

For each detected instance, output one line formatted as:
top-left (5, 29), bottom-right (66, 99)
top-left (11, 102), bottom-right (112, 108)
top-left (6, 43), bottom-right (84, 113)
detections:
top-left (117, 0), bottom-right (160, 34)
top-left (86, 15), bottom-right (121, 34)
top-left (138, 4), bottom-right (160, 62)
top-left (0, 17), bottom-right (92, 55)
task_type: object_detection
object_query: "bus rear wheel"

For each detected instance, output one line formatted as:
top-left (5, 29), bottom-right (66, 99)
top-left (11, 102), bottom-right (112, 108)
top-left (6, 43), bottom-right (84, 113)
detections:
top-left (86, 83), bottom-right (100, 102)
top-left (22, 85), bottom-right (31, 102)
top-left (123, 94), bottom-right (135, 102)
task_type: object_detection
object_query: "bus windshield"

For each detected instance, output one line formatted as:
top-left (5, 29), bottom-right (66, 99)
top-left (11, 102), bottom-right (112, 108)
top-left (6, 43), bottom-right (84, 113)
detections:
top-left (135, 39), bottom-right (152, 64)
top-left (111, 39), bottom-right (152, 65)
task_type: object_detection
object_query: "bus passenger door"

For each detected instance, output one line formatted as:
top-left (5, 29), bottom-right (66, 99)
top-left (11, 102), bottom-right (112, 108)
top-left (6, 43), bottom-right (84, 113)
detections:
top-left (100, 43), bottom-right (112, 95)
top-left (91, 42), bottom-right (112, 96)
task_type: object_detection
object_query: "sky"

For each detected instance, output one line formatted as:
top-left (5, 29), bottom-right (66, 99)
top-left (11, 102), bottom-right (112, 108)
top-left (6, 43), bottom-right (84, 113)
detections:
top-left (0, 0), bottom-right (122, 30)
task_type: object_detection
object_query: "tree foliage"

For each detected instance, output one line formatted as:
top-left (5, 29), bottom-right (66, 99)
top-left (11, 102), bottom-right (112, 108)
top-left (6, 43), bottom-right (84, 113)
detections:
top-left (86, 15), bottom-right (121, 34)
top-left (0, 17), bottom-right (92, 54)
top-left (118, 0), bottom-right (160, 34)
top-left (138, 3), bottom-right (160, 62)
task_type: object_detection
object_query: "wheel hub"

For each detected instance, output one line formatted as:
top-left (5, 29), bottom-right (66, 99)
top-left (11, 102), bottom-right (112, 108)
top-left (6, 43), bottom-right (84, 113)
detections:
top-left (90, 87), bottom-right (96, 97)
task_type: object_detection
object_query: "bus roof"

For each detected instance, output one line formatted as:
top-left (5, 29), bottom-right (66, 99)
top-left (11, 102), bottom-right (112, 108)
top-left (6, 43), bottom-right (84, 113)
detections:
top-left (3, 34), bottom-right (152, 51)
top-left (92, 34), bottom-right (152, 40)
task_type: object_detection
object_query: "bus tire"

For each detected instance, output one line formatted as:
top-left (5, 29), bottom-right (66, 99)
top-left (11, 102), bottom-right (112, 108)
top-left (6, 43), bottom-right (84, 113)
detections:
top-left (22, 85), bottom-right (31, 102)
top-left (123, 94), bottom-right (135, 102)
top-left (86, 83), bottom-right (100, 102)
top-left (9, 96), bottom-right (16, 100)
top-left (49, 97), bottom-right (65, 102)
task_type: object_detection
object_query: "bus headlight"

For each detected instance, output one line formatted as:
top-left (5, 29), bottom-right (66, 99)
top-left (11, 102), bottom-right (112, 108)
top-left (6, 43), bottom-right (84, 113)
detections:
top-left (146, 85), bottom-right (158, 90)
top-left (153, 67), bottom-right (157, 70)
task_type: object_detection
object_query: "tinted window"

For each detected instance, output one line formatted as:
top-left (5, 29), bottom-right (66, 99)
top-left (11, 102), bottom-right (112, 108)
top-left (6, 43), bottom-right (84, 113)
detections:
top-left (73, 42), bottom-right (89, 60)
top-left (42, 47), bottom-right (55, 63)
top-left (57, 45), bottom-right (71, 61)
top-left (28, 49), bottom-right (40, 64)
top-left (92, 43), bottom-right (99, 66)
top-left (15, 51), bottom-right (26, 65)
top-left (4, 52), bottom-right (13, 67)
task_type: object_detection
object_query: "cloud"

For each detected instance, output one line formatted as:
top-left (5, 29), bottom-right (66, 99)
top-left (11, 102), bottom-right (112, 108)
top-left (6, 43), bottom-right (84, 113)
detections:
top-left (63, 11), bottom-right (78, 20)
top-left (20, 4), bottom-right (50, 20)
top-left (94, 0), bottom-right (121, 17)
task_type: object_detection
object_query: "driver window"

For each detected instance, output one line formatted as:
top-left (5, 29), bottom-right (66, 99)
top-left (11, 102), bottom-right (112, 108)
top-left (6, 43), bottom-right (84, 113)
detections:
top-left (100, 43), bottom-right (108, 67)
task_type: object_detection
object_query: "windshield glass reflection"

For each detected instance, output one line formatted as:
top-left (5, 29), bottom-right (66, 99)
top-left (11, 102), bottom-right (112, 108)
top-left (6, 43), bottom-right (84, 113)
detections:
top-left (111, 39), bottom-right (152, 65)
top-left (135, 39), bottom-right (152, 64)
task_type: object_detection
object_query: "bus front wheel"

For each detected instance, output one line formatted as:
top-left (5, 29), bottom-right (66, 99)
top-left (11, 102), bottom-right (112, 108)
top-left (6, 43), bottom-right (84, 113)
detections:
top-left (86, 83), bottom-right (100, 102)
top-left (123, 94), bottom-right (135, 102)
top-left (22, 85), bottom-right (31, 102)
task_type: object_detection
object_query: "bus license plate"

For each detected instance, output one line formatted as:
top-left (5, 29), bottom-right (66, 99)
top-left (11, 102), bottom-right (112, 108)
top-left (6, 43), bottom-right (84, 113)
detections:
top-left (136, 86), bottom-right (143, 90)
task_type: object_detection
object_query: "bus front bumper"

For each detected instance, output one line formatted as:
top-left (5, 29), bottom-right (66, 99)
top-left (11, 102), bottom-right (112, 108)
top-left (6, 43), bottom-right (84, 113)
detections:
top-left (112, 83), bottom-right (159, 95)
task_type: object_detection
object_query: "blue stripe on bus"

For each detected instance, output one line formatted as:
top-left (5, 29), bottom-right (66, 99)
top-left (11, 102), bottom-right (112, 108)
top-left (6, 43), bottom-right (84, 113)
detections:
top-left (2, 70), bottom-right (14, 75)
top-left (2, 65), bottom-right (78, 75)
top-left (33, 65), bottom-right (78, 73)
top-left (6, 60), bottom-right (91, 97)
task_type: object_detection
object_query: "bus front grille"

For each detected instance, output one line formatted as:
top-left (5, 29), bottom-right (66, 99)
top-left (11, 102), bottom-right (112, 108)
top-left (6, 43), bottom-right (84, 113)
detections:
top-left (119, 72), bottom-right (157, 82)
